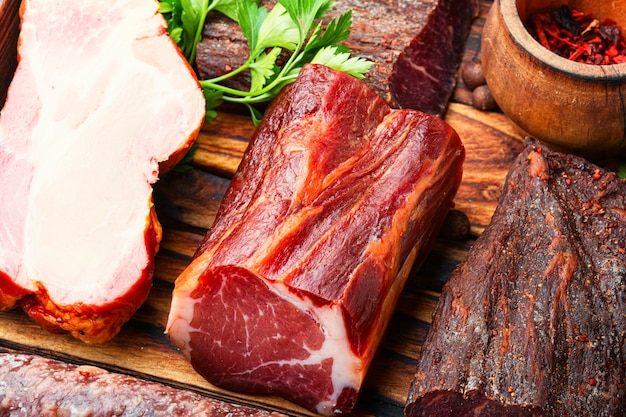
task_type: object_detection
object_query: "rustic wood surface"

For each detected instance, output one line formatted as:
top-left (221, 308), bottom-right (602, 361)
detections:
top-left (1, 1), bottom-right (614, 416)
top-left (0, 0), bottom-right (19, 107)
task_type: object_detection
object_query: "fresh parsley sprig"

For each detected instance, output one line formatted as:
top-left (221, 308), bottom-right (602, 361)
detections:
top-left (159, 0), bottom-right (372, 125)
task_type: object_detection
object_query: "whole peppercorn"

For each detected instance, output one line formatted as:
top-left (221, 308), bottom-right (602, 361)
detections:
top-left (472, 84), bottom-right (497, 111)
top-left (439, 209), bottom-right (471, 240)
top-left (461, 60), bottom-right (486, 90)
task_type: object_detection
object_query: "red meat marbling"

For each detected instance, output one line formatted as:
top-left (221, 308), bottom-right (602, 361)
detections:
top-left (166, 64), bottom-right (464, 415)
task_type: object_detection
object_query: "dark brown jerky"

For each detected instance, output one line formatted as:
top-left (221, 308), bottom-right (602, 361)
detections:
top-left (390, 0), bottom-right (477, 116)
top-left (0, 353), bottom-right (287, 417)
top-left (406, 139), bottom-right (626, 417)
top-left (196, 0), bottom-right (451, 108)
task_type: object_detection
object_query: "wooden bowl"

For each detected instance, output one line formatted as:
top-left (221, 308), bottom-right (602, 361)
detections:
top-left (481, 0), bottom-right (626, 155)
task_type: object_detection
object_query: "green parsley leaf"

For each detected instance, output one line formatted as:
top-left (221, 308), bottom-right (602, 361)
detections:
top-left (160, 0), bottom-right (372, 126)
top-left (311, 46), bottom-right (372, 79)
top-left (304, 10), bottom-right (352, 53)
top-left (212, 0), bottom-right (245, 22)
top-left (256, 4), bottom-right (299, 52)
top-left (237, 1), bottom-right (267, 54)
top-left (280, 0), bottom-right (334, 42)
top-left (249, 48), bottom-right (281, 93)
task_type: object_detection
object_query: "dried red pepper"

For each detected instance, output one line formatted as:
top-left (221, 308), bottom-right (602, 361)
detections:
top-left (526, 5), bottom-right (626, 65)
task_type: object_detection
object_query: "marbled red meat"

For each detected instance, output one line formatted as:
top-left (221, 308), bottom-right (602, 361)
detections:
top-left (166, 64), bottom-right (464, 415)
top-left (406, 139), bottom-right (626, 417)
top-left (390, 0), bottom-right (477, 115)
top-left (0, 0), bottom-right (205, 342)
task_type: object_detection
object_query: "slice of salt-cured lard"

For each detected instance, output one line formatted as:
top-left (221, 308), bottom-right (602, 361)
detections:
top-left (0, 0), bottom-right (205, 343)
top-left (405, 139), bottom-right (626, 417)
top-left (166, 63), bottom-right (465, 416)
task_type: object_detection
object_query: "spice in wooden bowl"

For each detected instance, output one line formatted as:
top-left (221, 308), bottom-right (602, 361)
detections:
top-left (526, 5), bottom-right (626, 65)
top-left (480, 0), bottom-right (626, 156)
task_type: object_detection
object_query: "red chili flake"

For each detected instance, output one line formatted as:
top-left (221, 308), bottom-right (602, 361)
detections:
top-left (592, 168), bottom-right (602, 180)
top-left (561, 172), bottom-right (572, 185)
top-left (526, 6), bottom-right (626, 65)
top-left (576, 335), bottom-right (589, 342)
top-left (588, 378), bottom-right (598, 386)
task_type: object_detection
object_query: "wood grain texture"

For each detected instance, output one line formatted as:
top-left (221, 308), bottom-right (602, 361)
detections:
top-left (0, 0), bottom-right (19, 107)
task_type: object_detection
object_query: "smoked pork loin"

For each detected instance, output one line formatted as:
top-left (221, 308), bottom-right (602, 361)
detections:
top-left (406, 139), bottom-right (626, 416)
top-left (166, 64), bottom-right (465, 415)
top-left (0, 0), bottom-right (205, 342)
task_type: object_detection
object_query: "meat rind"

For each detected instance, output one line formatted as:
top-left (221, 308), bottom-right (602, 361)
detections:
top-left (0, 0), bottom-right (205, 342)
top-left (406, 139), bottom-right (626, 417)
top-left (166, 64), bottom-right (464, 415)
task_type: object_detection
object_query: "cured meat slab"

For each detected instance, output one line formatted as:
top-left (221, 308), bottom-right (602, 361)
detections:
top-left (406, 139), bottom-right (626, 417)
top-left (0, 0), bottom-right (205, 342)
top-left (166, 64), bottom-right (465, 415)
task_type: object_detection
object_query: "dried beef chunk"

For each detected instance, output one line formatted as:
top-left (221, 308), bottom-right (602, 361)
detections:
top-left (390, 0), bottom-right (477, 115)
top-left (406, 139), bottom-right (626, 417)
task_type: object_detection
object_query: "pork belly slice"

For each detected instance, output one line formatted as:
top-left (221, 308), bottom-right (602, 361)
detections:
top-left (406, 139), bottom-right (626, 417)
top-left (0, 0), bottom-right (205, 342)
top-left (166, 64), bottom-right (465, 416)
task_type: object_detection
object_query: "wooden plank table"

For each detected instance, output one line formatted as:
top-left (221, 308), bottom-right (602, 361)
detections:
top-left (2, 1), bottom-right (614, 416)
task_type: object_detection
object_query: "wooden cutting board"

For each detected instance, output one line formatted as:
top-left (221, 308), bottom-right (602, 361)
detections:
top-left (0, 1), bottom-right (574, 416)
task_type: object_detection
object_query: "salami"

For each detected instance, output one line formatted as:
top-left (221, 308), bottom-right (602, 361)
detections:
top-left (0, 353), bottom-right (286, 417)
